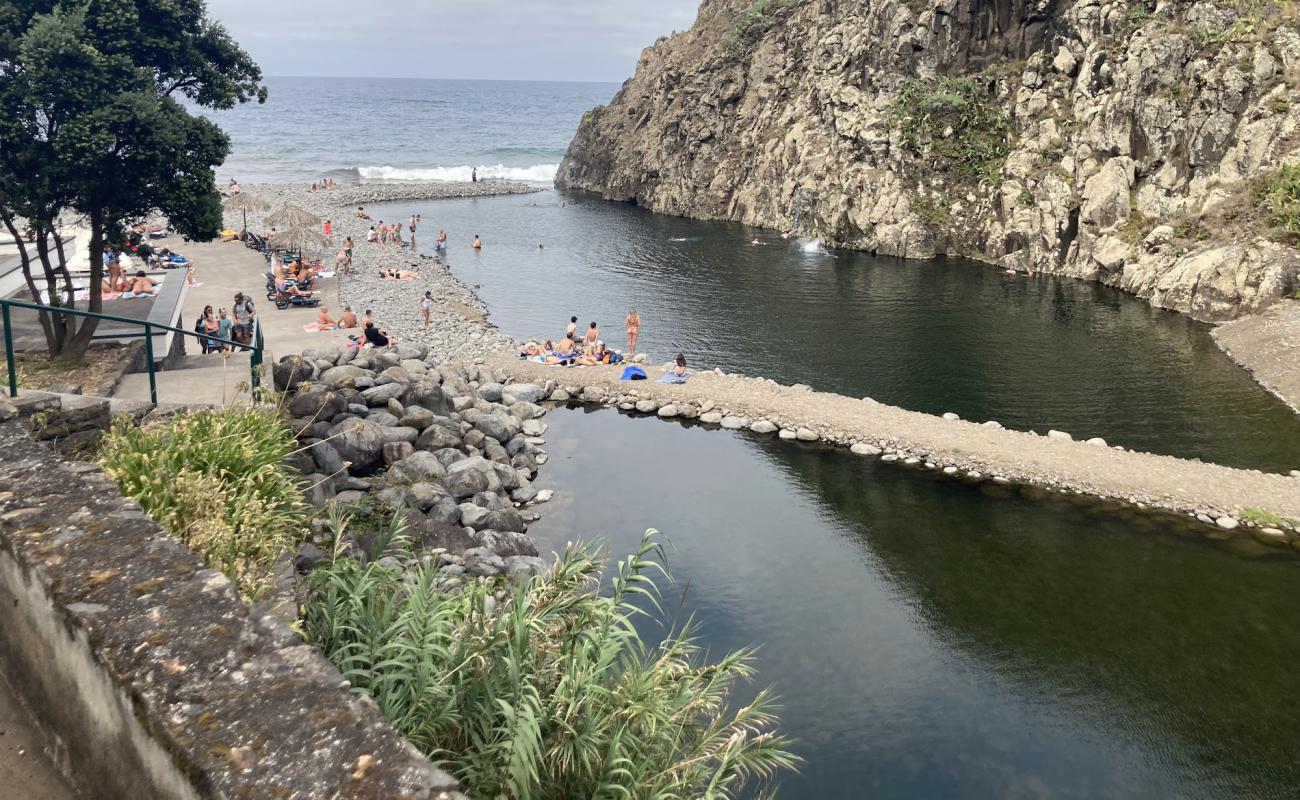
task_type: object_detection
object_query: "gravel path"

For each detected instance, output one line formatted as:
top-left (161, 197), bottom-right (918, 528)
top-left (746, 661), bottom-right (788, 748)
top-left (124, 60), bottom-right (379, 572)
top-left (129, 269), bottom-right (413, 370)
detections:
top-left (1213, 300), bottom-right (1300, 414)
top-left (491, 355), bottom-right (1300, 533)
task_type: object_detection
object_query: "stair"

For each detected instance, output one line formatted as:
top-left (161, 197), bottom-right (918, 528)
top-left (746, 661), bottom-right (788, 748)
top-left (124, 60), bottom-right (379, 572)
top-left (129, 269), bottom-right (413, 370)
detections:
top-left (112, 351), bottom-right (254, 407)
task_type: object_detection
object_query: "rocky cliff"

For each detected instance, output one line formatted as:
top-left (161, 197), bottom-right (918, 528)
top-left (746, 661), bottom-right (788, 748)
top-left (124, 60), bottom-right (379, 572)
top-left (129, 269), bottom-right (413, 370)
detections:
top-left (557, 0), bottom-right (1300, 321)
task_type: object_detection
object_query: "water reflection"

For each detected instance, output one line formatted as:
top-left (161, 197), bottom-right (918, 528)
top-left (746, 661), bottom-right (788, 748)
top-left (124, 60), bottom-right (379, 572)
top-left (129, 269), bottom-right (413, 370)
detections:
top-left (528, 406), bottom-right (1300, 799)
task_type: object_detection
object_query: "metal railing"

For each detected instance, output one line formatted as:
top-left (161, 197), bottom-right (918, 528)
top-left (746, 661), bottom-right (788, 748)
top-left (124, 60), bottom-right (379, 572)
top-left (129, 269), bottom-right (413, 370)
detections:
top-left (1, 297), bottom-right (263, 406)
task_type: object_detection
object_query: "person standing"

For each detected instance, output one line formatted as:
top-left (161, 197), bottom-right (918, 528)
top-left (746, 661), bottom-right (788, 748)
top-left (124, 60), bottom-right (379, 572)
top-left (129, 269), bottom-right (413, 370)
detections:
top-left (625, 307), bottom-right (640, 355)
top-left (323, 219), bottom-right (332, 236)
top-left (584, 321), bottom-right (599, 346)
top-left (471, 168), bottom-right (477, 183)
top-left (232, 291), bottom-right (256, 344)
top-left (420, 290), bottom-right (434, 331)
top-left (566, 316), bottom-right (577, 339)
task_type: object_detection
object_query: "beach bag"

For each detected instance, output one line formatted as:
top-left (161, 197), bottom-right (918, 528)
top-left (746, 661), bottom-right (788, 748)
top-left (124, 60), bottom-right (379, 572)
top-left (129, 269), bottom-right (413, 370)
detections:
top-left (620, 365), bottom-right (647, 381)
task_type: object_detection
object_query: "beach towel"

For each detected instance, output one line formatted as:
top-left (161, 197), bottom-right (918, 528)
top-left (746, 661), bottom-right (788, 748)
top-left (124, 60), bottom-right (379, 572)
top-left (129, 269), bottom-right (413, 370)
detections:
top-left (302, 323), bottom-right (334, 332)
top-left (620, 365), bottom-right (648, 381)
top-left (316, 271), bottom-right (336, 278)
top-left (658, 371), bottom-right (692, 384)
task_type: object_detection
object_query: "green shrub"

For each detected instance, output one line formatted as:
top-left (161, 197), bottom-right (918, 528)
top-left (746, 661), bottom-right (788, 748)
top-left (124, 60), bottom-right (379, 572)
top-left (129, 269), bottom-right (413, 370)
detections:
top-left (726, 0), bottom-right (799, 54)
top-left (98, 406), bottom-right (309, 601)
top-left (892, 76), bottom-right (1011, 184)
top-left (1249, 163), bottom-right (1300, 240)
top-left (304, 528), bottom-right (799, 799)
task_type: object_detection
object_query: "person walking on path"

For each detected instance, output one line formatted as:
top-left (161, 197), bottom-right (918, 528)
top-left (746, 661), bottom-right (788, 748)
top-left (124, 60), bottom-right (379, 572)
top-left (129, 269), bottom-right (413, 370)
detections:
top-left (420, 290), bottom-right (434, 331)
top-left (625, 307), bottom-right (640, 355)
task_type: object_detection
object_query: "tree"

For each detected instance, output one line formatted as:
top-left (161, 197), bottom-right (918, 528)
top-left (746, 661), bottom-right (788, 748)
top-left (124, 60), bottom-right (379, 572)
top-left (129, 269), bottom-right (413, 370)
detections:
top-left (0, 0), bottom-right (264, 360)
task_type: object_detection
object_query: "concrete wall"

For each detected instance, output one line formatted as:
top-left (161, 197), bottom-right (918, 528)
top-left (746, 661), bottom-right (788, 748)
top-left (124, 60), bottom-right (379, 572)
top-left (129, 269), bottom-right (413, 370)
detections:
top-left (0, 422), bottom-right (466, 799)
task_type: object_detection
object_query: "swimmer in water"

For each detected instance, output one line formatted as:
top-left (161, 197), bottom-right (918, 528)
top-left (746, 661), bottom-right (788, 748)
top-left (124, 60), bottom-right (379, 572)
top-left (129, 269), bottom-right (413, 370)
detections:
top-left (472, 235), bottom-right (482, 250)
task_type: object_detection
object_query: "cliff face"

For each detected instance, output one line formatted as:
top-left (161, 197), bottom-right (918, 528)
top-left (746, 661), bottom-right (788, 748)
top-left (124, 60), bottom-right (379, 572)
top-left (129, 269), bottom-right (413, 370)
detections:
top-left (558, 0), bottom-right (1300, 321)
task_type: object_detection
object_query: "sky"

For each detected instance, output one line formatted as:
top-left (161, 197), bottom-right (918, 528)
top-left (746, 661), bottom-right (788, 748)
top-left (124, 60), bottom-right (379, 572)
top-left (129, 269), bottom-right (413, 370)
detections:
top-left (205, 0), bottom-right (702, 83)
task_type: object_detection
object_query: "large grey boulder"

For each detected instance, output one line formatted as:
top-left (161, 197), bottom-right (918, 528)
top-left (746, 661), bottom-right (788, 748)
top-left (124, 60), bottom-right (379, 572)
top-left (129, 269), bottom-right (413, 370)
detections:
top-left (273, 355), bottom-right (311, 392)
top-left (403, 380), bottom-right (451, 417)
top-left (501, 383), bottom-right (545, 405)
top-left (288, 385), bottom-right (346, 421)
top-left (362, 382), bottom-right (407, 406)
top-left (445, 469), bottom-right (490, 499)
top-left (479, 509), bottom-right (526, 534)
top-left (433, 447), bottom-right (468, 470)
top-left (503, 555), bottom-right (548, 579)
top-left (459, 503), bottom-right (490, 529)
top-left (376, 366), bottom-right (412, 386)
top-left (508, 401), bottom-right (545, 420)
top-left (319, 364), bottom-right (369, 388)
top-left (475, 412), bottom-right (520, 444)
top-left (476, 382), bottom-right (504, 402)
top-left (380, 426), bottom-right (418, 445)
top-left (396, 450), bottom-right (447, 481)
top-left (407, 482), bottom-right (445, 512)
top-left (463, 547), bottom-right (506, 577)
top-left (416, 422), bottom-right (463, 451)
top-left (331, 418), bottom-right (385, 471)
top-left (478, 530), bottom-right (538, 557)
top-left (426, 496), bottom-right (463, 525)
top-left (472, 491), bottom-right (507, 511)
top-left (409, 518), bottom-right (476, 553)
top-left (382, 441), bottom-right (414, 465)
top-left (307, 441), bottom-right (344, 475)
top-left (398, 406), bottom-right (435, 430)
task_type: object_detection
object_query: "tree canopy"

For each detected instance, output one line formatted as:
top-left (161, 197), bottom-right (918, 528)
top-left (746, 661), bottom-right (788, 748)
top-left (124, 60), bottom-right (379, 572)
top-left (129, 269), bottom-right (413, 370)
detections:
top-left (0, 0), bottom-right (264, 358)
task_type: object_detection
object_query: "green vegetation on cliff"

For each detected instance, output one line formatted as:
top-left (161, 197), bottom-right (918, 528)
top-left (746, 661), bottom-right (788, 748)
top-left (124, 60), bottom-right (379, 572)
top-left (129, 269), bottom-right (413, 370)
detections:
top-left (726, 0), bottom-right (802, 54)
top-left (305, 528), bottom-right (799, 799)
top-left (1250, 163), bottom-right (1300, 242)
top-left (892, 76), bottom-right (1011, 184)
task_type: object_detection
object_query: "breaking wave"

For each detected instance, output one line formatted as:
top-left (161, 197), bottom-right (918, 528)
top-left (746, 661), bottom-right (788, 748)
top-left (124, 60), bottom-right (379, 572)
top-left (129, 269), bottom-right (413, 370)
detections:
top-left (357, 163), bottom-right (558, 183)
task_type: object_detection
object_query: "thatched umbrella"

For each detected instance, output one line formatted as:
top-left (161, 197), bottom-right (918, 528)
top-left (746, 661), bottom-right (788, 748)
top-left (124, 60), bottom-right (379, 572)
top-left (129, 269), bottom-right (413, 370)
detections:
top-left (268, 225), bottom-right (331, 260)
top-left (265, 204), bottom-right (321, 229)
top-left (222, 192), bottom-right (270, 234)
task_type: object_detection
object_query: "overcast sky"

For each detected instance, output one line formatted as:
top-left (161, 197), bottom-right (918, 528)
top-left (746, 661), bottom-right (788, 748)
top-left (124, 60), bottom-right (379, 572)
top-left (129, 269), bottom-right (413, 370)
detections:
top-left (205, 0), bottom-right (701, 83)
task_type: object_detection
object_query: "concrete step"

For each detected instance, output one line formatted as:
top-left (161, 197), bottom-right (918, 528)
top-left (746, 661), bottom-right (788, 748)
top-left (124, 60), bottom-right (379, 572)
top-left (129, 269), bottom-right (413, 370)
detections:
top-left (113, 362), bottom-right (252, 407)
top-left (169, 351), bottom-right (251, 372)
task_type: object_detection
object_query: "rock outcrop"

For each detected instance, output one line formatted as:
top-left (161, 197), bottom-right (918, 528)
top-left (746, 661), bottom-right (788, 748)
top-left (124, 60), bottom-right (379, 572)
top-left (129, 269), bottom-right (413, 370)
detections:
top-left (558, 0), bottom-right (1300, 320)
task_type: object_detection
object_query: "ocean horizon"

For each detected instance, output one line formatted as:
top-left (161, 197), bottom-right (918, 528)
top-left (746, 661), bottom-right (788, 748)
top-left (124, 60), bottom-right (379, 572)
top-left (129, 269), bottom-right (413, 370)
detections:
top-left (205, 76), bottom-right (620, 185)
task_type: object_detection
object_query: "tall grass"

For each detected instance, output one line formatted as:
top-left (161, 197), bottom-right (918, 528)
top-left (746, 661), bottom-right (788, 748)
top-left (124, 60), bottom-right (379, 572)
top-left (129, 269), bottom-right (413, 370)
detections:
top-left (98, 406), bottom-right (309, 601)
top-left (303, 527), bottom-right (800, 799)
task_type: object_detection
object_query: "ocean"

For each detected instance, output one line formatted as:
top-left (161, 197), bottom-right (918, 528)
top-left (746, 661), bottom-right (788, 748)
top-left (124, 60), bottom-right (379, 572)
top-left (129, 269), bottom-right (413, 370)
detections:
top-left (206, 76), bottom-right (618, 184)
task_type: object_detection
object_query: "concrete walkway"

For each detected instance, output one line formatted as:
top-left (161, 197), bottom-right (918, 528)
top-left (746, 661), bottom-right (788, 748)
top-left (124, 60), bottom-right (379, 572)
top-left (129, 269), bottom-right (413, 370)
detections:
top-left (492, 355), bottom-right (1300, 527)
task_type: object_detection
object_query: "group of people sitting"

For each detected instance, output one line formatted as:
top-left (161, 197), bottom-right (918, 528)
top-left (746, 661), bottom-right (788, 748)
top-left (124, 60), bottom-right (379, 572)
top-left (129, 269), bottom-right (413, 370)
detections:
top-left (308, 178), bottom-right (337, 192)
top-left (272, 253), bottom-right (321, 297)
top-left (519, 333), bottom-right (624, 366)
top-left (314, 304), bottom-right (359, 330)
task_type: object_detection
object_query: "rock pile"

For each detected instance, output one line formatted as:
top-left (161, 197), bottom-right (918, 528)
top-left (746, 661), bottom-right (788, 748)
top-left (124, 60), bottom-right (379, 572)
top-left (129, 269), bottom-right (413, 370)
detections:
top-left (273, 343), bottom-right (554, 584)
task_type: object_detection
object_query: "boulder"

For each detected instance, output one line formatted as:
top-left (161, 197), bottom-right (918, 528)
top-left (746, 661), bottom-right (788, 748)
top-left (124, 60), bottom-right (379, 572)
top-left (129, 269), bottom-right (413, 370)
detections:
top-left (508, 401), bottom-right (545, 420)
top-left (272, 355), bottom-right (311, 392)
top-left (433, 447), bottom-right (468, 470)
top-left (521, 418), bottom-right (547, 437)
top-left (462, 547), bottom-right (506, 577)
top-left (308, 441), bottom-right (344, 475)
top-left (288, 386), bottom-right (346, 421)
top-left (416, 423), bottom-right (464, 451)
top-left (398, 406), bottom-right (435, 430)
top-left (409, 518), bottom-right (477, 553)
top-left (477, 382), bottom-right (504, 402)
top-left (382, 441), bottom-right (415, 465)
top-left (426, 496), bottom-right (463, 525)
top-left (475, 412), bottom-right (521, 444)
top-left (361, 382), bottom-right (407, 406)
top-left (478, 529), bottom-right (538, 557)
top-left (380, 426), bottom-right (419, 445)
top-left (319, 364), bottom-right (368, 388)
top-left (503, 555), bottom-right (548, 580)
top-left (750, 420), bottom-right (777, 434)
top-left (376, 366), bottom-right (412, 387)
top-left (331, 418), bottom-right (386, 472)
top-left (367, 411), bottom-right (400, 428)
top-left (407, 482), bottom-right (444, 512)
top-left (501, 383), bottom-right (545, 405)
top-left (446, 468), bottom-right (491, 499)
top-left (459, 503), bottom-right (490, 529)
top-left (403, 380), bottom-right (451, 417)
top-left (301, 472), bottom-right (335, 508)
top-left (720, 416), bottom-right (746, 429)
top-left (472, 491), bottom-right (508, 511)
top-left (397, 450), bottom-right (447, 481)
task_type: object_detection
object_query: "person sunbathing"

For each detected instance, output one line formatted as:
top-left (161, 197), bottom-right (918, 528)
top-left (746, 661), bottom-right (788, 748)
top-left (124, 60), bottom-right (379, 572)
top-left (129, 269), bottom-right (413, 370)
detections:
top-left (276, 278), bottom-right (310, 297)
top-left (129, 271), bottom-right (158, 296)
top-left (338, 305), bottom-right (358, 328)
top-left (316, 307), bottom-right (337, 329)
top-left (378, 267), bottom-right (419, 280)
top-left (293, 266), bottom-right (316, 291)
top-left (363, 321), bottom-right (397, 347)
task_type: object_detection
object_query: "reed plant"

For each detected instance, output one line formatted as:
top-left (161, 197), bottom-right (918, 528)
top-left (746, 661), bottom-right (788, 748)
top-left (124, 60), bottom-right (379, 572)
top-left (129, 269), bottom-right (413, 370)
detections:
top-left (303, 525), bottom-right (799, 799)
top-left (98, 406), bottom-right (309, 601)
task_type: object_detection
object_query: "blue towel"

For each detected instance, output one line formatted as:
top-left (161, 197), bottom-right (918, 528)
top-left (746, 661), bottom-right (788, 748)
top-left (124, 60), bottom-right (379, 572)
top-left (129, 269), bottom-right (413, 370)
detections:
top-left (658, 370), bottom-right (691, 384)
top-left (620, 365), bottom-right (647, 381)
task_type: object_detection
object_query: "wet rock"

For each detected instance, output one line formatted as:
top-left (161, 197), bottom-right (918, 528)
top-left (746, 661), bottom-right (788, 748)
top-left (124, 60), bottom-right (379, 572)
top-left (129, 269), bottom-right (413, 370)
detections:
top-left (657, 404), bottom-right (680, 418)
top-left (850, 443), bottom-right (882, 456)
top-left (1215, 516), bottom-right (1240, 530)
top-left (778, 428), bottom-right (797, 440)
top-left (635, 400), bottom-right (658, 413)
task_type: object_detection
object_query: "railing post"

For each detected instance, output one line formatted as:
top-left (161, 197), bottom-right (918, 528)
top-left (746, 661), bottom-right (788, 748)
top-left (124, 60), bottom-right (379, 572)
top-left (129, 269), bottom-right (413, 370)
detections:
top-left (144, 322), bottom-right (157, 406)
top-left (250, 318), bottom-right (263, 395)
top-left (2, 303), bottom-right (15, 398)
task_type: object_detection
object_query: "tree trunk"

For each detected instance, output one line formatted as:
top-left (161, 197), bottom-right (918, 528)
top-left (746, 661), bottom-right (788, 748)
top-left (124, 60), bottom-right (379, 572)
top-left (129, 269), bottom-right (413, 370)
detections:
top-left (33, 228), bottom-right (74, 354)
top-left (61, 208), bottom-right (105, 361)
top-left (0, 210), bottom-right (58, 355)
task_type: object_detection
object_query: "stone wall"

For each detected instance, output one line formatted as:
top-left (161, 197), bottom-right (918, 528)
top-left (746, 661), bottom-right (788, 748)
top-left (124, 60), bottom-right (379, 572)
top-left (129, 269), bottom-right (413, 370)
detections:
top-left (0, 422), bottom-right (466, 800)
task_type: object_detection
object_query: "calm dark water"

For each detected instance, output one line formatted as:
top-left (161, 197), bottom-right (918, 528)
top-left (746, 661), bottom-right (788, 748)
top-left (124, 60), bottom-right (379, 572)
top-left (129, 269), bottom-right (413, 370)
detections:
top-left (529, 406), bottom-right (1300, 800)
top-left (375, 190), bottom-right (1300, 472)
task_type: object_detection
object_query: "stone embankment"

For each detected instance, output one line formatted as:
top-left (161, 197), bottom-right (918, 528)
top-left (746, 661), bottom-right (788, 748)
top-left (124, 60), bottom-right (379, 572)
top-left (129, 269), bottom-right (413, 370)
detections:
top-left (274, 343), bottom-right (557, 583)
top-left (490, 355), bottom-right (1300, 548)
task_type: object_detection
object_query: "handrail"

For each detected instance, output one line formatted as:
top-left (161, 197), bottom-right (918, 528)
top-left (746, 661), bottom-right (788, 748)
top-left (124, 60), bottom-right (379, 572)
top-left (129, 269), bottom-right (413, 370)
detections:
top-left (1, 297), bottom-right (263, 406)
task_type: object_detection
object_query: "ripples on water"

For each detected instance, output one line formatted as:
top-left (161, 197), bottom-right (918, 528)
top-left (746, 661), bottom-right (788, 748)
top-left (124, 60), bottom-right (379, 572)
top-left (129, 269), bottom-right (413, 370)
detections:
top-left (374, 189), bottom-right (1300, 472)
top-left (529, 407), bottom-right (1300, 800)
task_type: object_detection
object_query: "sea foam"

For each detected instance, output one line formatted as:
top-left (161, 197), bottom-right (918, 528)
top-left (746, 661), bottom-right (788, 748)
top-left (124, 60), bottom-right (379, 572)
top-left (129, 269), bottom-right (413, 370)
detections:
top-left (358, 163), bottom-right (558, 183)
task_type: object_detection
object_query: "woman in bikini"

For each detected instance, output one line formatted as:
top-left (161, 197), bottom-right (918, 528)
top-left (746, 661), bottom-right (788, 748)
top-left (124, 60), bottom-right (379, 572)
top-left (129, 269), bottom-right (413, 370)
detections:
top-left (625, 307), bottom-right (640, 354)
top-left (420, 290), bottom-right (433, 330)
